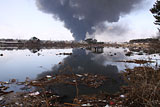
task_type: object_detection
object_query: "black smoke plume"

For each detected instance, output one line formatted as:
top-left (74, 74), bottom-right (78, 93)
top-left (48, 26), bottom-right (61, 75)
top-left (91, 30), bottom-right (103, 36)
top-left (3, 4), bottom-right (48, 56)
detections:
top-left (36, 0), bottom-right (143, 41)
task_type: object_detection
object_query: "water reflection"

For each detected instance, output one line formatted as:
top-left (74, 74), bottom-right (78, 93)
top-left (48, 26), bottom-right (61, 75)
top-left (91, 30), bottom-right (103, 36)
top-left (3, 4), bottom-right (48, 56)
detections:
top-left (86, 46), bottom-right (104, 54)
top-left (37, 49), bottom-right (125, 102)
top-left (0, 49), bottom-right (72, 82)
top-left (29, 48), bottom-right (40, 53)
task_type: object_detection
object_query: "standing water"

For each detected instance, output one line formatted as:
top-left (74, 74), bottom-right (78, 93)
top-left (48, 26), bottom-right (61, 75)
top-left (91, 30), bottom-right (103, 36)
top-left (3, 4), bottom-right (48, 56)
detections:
top-left (0, 47), bottom-right (159, 103)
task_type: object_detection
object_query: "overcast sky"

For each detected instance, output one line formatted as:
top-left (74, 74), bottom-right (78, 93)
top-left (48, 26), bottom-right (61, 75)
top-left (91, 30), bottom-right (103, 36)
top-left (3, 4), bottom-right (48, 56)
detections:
top-left (0, 0), bottom-right (157, 42)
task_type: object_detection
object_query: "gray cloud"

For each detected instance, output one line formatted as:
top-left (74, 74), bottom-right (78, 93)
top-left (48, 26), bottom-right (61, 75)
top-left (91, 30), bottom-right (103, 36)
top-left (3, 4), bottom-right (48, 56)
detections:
top-left (36, 0), bottom-right (143, 41)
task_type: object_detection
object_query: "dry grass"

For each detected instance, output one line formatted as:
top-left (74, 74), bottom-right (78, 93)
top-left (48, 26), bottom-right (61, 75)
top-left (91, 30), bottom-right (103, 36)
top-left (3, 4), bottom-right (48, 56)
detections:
top-left (119, 66), bottom-right (160, 106)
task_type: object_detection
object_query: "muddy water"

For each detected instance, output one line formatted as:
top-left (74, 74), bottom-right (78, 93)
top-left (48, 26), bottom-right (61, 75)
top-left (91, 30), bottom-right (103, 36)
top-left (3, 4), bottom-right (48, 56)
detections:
top-left (0, 47), bottom-right (159, 99)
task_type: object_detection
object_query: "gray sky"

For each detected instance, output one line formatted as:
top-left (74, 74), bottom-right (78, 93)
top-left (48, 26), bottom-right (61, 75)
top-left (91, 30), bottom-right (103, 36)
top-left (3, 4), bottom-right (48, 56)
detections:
top-left (0, 0), bottom-right (157, 42)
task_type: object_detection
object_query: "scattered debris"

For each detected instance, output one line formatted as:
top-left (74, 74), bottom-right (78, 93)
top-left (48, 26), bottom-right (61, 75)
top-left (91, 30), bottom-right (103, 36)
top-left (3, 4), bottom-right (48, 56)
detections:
top-left (46, 75), bottom-right (52, 78)
top-left (116, 59), bottom-right (155, 64)
top-left (57, 53), bottom-right (72, 55)
top-left (81, 103), bottom-right (93, 106)
top-left (10, 79), bottom-right (17, 83)
top-left (125, 51), bottom-right (133, 56)
top-left (37, 53), bottom-right (41, 56)
top-left (30, 73), bottom-right (107, 88)
top-left (0, 96), bottom-right (4, 101)
top-left (29, 91), bottom-right (40, 96)
top-left (138, 52), bottom-right (143, 55)
top-left (120, 95), bottom-right (125, 98)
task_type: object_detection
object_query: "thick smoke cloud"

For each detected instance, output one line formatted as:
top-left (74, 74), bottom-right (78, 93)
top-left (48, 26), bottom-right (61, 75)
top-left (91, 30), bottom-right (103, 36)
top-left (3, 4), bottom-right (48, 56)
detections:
top-left (36, 0), bottom-right (143, 41)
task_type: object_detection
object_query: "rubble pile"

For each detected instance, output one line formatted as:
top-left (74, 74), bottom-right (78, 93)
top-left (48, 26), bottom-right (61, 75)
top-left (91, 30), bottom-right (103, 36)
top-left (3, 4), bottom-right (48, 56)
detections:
top-left (0, 91), bottom-right (64, 107)
top-left (73, 94), bottom-right (115, 107)
top-left (30, 73), bottom-right (107, 88)
top-left (1, 65), bottom-right (160, 106)
top-left (0, 73), bottom-right (107, 106)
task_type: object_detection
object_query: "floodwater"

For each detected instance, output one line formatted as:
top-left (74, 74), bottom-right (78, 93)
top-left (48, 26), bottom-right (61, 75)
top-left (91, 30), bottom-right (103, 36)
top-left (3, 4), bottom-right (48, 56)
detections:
top-left (0, 47), bottom-right (159, 101)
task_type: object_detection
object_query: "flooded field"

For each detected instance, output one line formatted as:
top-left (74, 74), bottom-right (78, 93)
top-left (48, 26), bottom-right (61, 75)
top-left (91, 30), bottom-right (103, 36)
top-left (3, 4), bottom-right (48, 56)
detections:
top-left (0, 47), bottom-right (159, 81)
top-left (0, 49), bottom-right (72, 82)
top-left (0, 47), bottom-right (159, 106)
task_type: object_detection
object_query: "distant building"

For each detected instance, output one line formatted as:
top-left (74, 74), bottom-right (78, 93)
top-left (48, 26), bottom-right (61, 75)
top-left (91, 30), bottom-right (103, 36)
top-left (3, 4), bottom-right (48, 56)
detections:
top-left (29, 37), bottom-right (40, 43)
top-left (79, 40), bottom-right (88, 44)
top-left (85, 38), bottom-right (97, 44)
top-left (85, 38), bottom-right (104, 44)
